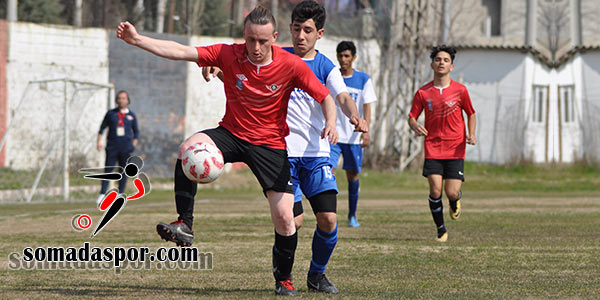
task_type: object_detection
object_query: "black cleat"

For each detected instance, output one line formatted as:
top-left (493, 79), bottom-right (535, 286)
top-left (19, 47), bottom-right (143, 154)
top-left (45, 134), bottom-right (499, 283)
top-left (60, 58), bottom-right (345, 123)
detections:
top-left (275, 278), bottom-right (298, 296)
top-left (307, 273), bottom-right (339, 294)
top-left (156, 220), bottom-right (194, 247)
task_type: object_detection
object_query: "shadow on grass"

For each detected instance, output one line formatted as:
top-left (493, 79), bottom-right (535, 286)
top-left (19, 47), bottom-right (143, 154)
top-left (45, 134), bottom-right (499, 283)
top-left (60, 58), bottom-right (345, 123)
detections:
top-left (7, 284), bottom-right (270, 296)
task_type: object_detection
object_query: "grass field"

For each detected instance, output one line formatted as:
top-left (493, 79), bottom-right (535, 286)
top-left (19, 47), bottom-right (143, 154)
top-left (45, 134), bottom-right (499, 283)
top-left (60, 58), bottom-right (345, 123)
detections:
top-left (1, 163), bottom-right (599, 299)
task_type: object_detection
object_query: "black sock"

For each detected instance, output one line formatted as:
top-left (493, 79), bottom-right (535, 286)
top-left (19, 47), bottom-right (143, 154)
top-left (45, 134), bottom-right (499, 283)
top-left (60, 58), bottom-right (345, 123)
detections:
top-left (449, 191), bottom-right (462, 211)
top-left (272, 230), bottom-right (298, 281)
top-left (174, 159), bottom-right (197, 230)
top-left (428, 195), bottom-right (446, 237)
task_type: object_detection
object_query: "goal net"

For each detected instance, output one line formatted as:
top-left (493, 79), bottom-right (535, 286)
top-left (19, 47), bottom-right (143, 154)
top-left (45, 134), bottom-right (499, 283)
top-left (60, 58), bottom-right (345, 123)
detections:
top-left (0, 79), bottom-right (113, 203)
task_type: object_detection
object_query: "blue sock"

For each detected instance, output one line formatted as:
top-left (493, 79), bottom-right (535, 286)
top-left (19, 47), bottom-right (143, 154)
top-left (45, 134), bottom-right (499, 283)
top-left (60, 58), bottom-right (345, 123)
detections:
top-left (308, 225), bottom-right (338, 276)
top-left (348, 179), bottom-right (359, 218)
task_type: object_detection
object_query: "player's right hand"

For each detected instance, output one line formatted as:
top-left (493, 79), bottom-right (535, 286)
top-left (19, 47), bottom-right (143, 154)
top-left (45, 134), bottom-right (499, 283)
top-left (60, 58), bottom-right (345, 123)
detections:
top-left (96, 142), bottom-right (102, 151)
top-left (202, 66), bottom-right (224, 82)
top-left (412, 124), bottom-right (428, 136)
top-left (117, 21), bottom-right (139, 45)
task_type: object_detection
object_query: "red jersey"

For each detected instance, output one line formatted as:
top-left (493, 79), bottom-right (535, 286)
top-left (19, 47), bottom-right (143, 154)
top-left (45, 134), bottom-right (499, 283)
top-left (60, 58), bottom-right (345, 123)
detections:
top-left (409, 80), bottom-right (475, 159)
top-left (196, 43), bottom-right (330, 149)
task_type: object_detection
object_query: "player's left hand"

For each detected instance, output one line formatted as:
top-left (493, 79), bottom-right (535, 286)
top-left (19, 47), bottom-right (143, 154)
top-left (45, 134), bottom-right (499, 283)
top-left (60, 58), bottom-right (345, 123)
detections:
top-left (466, 134), bottom-right (477, 145)
top-left (350, 116), bottom-right (368, 133)
top-left (132, 139), bottom-right (138, 147)
top-left (360, 132), bottom-right (370, 148)
top-left (322, 122), bottom-right (338, 145)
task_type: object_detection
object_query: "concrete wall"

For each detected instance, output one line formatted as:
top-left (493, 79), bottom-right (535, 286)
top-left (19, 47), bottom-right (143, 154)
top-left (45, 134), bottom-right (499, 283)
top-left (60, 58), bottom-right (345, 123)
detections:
top-left (109, 32), bottom-right (189, 177)
top-left (454, 49), bottom-right (528, 164)
top-left (4, 22), bottom-right (109, 170)
top-left (184, 36), bottom-right (233, 138)
top-left (0, 20), bottom-right (8, 167)
top-left (580, 52), bottom-right (600, 161)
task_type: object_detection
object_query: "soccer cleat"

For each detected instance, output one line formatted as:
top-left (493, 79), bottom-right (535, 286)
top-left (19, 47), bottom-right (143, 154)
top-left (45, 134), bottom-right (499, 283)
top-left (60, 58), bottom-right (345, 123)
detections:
top-left (348, 216), bottom-right (361, 227)
top-left (307, 273), bottom-right (339, 294)
top-left (436, 231), bottom-right (448, 242)
top-left (449, 199), bottom-right (461, 220)
top-left (156, 220), bottom-right (194, 247)
top-left (275, 278), bottom-right (298, 296)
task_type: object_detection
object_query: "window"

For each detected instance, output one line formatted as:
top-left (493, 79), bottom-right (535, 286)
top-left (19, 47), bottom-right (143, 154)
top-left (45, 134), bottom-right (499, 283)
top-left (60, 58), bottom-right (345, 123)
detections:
top-left (482, 0), bottom-right (502, 37)
top-left (532, 86), bottom-right (547, 123)
top-left (561, 86), bottom-right (575, 123)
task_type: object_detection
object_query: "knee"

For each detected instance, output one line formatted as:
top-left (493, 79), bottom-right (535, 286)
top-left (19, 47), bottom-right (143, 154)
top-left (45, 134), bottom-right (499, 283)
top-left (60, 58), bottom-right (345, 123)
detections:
top-left (446, 190), bottom-right (460, 201)
top-left (178, 141), bottom-right (194, 159)
top-left (294, 214), bottom-right (304, 230)
top-left (429, 189), bottom-right (442, 199)
top-left (316, 212), bottom-right (337, 232)
top-left (346, 170), bottom-right (359, 182)
top-left (273, 213), bottom-right (295, 235)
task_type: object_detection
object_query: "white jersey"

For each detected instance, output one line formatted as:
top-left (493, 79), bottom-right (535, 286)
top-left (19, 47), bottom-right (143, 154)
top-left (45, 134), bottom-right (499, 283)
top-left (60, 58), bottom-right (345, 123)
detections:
top-left (284, 47), bottom-right (348, 157)
top-left (337, 69), bottom-right (377, 144)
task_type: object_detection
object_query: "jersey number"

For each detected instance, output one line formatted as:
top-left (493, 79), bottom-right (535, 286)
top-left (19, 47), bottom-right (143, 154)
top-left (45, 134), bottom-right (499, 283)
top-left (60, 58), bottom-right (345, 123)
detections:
top-left (322, 166), bottom-right (333, 180)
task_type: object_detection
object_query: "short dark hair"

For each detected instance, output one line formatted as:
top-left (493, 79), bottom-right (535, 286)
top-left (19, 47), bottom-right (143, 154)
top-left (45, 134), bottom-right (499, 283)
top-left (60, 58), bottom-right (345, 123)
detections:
top-left (291, 0), bottom-right (326, 30)
top-left (115, 90), bottom-right (130, 104)
top-left (336, 41), bottom-right (356, 56)
top-left (244, 5), bottom-right (276, 30)
top-left (430, 45), bottom-right (456, 63)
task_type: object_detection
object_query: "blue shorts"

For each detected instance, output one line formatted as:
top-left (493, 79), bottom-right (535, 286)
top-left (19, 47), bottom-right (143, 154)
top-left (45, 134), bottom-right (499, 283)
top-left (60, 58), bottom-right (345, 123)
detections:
top-left (329, 143), bottom-right (363, 173)
top-left (288, 157), bottom-right (338, 203)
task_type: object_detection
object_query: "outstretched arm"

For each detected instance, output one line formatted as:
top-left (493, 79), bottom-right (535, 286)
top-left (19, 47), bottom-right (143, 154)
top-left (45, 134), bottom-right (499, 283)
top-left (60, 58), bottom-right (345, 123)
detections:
top-left (336, 92), bottom-right (368, 132)
top-left (117, 21), bottom-right (197, 62)
top-left (320, 95), bottom-right (339, 145)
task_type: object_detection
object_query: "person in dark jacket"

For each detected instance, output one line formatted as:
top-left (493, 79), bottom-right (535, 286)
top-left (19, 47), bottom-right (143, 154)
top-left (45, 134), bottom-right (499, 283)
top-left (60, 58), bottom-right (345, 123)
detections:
top-left (96, 90), bottom-right (139, 204)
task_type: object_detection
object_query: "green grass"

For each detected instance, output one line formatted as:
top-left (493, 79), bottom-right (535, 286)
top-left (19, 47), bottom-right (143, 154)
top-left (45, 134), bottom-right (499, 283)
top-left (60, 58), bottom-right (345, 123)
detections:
top-left (0, 168), bottom-right (599, 299)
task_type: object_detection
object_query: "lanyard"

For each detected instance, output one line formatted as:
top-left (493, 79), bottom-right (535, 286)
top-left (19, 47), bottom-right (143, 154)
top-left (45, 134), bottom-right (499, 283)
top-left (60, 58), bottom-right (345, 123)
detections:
top-left (117, 111), bottom-right (126, 126)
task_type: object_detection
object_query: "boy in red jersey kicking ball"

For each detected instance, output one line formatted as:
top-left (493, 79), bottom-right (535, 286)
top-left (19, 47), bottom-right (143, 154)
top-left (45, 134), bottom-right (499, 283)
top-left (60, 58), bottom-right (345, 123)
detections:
top-left (408, 45), bottom-right (477, 242)
top-left (117, 6), bottom-right (356, 296)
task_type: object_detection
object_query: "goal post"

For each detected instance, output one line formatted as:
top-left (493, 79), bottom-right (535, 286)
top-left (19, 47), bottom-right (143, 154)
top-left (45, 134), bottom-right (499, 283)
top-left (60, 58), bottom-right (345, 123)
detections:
top-left (0, 78), bottom-right (114, 203)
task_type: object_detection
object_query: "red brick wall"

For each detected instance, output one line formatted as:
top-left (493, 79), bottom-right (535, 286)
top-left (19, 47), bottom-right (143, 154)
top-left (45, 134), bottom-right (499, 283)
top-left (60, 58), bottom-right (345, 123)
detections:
top-left (0, 20), bottom-right (8, 167)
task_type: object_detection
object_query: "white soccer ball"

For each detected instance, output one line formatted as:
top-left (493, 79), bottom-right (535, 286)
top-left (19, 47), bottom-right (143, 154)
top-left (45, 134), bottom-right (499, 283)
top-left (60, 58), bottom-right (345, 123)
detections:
top-left (182, 142), bottom-right (224, 184)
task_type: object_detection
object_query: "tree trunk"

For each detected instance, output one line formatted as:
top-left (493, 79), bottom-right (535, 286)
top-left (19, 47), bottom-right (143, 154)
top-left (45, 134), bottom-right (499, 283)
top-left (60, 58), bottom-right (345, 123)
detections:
top-left (74, 0), bottom-right (83, 27)
top-left (157, 0), bottom-right (168, 33)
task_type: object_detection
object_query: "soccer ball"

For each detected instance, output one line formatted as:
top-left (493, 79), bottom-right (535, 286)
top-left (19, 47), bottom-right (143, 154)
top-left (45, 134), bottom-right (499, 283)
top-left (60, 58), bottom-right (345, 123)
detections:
top-left (182, 142), bottom-right (225, 183)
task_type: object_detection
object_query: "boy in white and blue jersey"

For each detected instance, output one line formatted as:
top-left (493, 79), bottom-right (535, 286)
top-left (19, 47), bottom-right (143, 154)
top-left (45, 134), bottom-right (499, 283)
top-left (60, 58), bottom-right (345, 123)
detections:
top-left (331, 41), bottom-right (378, 228)
top-left (286, 1), bottom-right (367, 294)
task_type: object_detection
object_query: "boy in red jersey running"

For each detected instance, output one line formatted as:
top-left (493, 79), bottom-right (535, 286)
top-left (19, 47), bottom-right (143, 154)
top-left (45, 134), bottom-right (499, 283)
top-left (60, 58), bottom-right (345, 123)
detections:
top-left (117, 6), bottom-right (353, 296)
top-left (408, 45), bottom-right (477, 242)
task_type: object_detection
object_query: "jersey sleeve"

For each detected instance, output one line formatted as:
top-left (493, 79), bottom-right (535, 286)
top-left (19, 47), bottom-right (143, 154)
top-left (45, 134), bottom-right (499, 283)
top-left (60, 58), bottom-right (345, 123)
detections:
top-left (325, 68), bottom-right (348, 97)
top-left (98, 111), bottom-right (110, 134)
top-left (293, 59), bottom-right (330, 103)
top-left (461, 87), bottom-right (475, 116)
top-left (408, 90), bottom-right (424, 119)
top-left (361, 78), bottom-right (377, 104)
top-left (195, 44), bottom-right (225, 68)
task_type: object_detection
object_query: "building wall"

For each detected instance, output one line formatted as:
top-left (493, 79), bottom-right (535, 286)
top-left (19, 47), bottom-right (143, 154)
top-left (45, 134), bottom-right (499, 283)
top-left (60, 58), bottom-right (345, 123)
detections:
top-left (4, 22), bottom-right (109, 170)
top-left (580, 52), bottom-right (600, 161)
top-left (109, 32), bottom-right (189, 177)
top-left (184, 36), bottom-right (233, 138)
top-left (0, 20), bottom-right (8, 167)
top-left (453, 49), bottom-right (527, 164)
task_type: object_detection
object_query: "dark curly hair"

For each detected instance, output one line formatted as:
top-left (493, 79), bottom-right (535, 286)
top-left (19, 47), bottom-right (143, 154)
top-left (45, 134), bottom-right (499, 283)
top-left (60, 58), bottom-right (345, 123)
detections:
top-left (430, 45), bottom-right (456, 63)
top-left (291, 0), bottom-right (326, 30)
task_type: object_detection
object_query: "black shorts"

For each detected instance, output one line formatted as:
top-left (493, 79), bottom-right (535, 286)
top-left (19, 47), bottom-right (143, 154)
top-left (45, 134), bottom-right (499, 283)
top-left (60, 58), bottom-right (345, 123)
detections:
top-left (422, 159), bottom-right (465, 181)
top-left (202, 126), bottom-right (293, 194)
